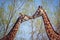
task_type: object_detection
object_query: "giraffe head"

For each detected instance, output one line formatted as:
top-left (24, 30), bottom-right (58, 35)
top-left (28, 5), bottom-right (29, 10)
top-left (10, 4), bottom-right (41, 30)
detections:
top-left (37, 6), bottom-right (46, 16)
top-left (33, 6), bottom-right (46, 18)
top-left (39, 6), bottom-right (45, 15)
top-left (19, 13), bottom-right (33, 22)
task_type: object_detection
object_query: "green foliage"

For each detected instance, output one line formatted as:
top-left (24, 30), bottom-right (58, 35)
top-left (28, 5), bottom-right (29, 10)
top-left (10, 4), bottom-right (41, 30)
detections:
top-left (8, 5), bottom-right (14, 18)
top-left (12, 17), bottom-right (16, 23)
top-left (36, 19), bottom-right (41, 26)
top-left (22, 2), bottom-right (35, 16)
top-left (22, 3), bottom-right (30, 15)
top-left (22, 9), bottom-right (27, 15)
top-left (4, 19), bottom-right (9, 24)
top-left (8, 5), bottom-right (14, 12)
top-left (0, 8), bottom-right (4, 18)
top-left (46, 7), bottom-right (51, 14)
top-left (25, 3), bottom-right (30, 8)
top-left (8, 4), bottom-right (14, 16)
top-left (28, 0), bottom-right (33, 2)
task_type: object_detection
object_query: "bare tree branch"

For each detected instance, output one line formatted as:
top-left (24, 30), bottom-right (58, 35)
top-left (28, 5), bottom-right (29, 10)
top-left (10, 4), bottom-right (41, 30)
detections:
top-left (4, 0), bottom-right (16, 36)
top-left (16, 1), bottom-right (25, 11)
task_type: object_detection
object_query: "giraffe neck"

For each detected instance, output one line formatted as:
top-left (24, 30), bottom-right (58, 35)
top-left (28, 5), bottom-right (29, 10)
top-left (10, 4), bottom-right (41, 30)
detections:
top-left (0, 16), bottom-right (22, 40)
top-left (0, 14), bottom-right (33, 40)
top-left (42, 11), bottom-right (60, 40)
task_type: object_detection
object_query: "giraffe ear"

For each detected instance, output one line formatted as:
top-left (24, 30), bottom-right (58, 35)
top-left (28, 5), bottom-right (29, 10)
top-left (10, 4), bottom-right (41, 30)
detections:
top-left (38, 6), bottom-right (42, 8)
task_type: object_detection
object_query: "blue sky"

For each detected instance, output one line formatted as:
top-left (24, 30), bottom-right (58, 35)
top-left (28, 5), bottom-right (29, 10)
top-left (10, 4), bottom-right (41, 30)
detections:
top-left (0, 0), bottom-right (59, 12)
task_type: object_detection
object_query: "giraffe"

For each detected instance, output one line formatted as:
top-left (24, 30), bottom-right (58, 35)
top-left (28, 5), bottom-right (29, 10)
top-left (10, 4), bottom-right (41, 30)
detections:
top-left (32, 6), bottom-right (60, 40)
top-left (0, 13), bottom-right (33, 40)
